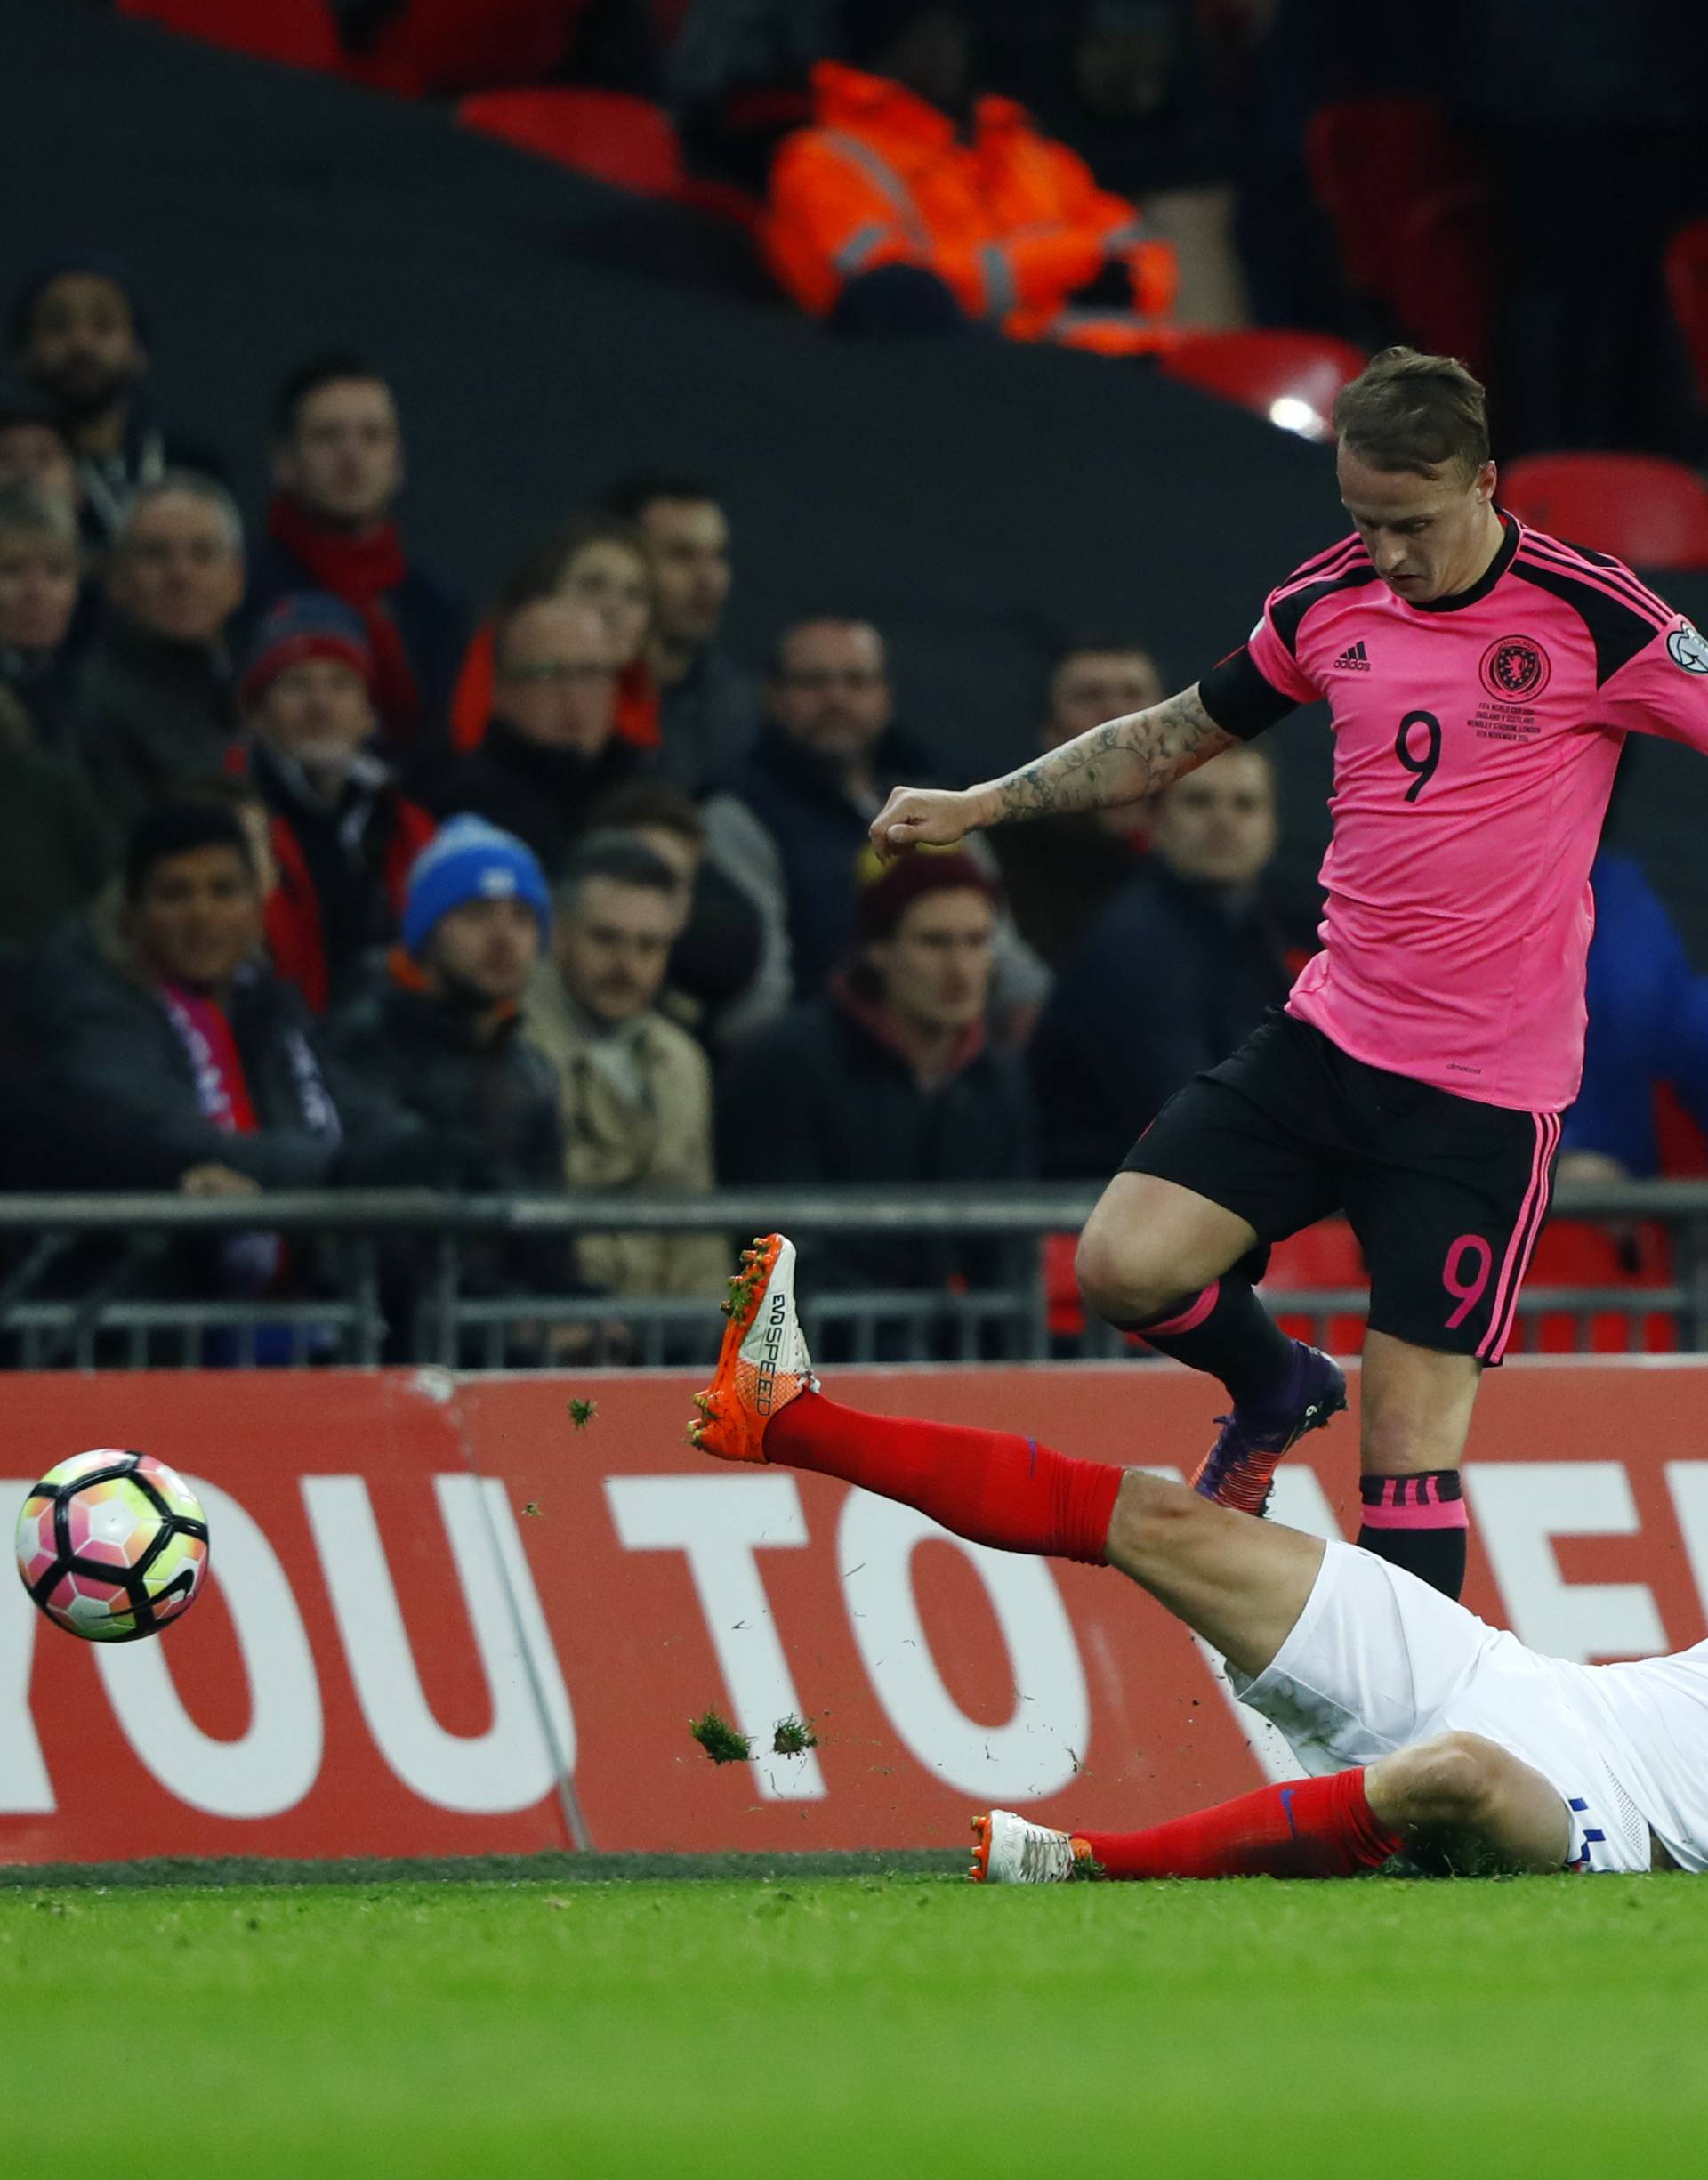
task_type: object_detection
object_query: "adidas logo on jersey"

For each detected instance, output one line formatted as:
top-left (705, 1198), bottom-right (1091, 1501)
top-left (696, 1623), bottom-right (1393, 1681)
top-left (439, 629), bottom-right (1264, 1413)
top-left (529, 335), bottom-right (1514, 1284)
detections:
top-left (1333, 640), bottom-right (1371, 672)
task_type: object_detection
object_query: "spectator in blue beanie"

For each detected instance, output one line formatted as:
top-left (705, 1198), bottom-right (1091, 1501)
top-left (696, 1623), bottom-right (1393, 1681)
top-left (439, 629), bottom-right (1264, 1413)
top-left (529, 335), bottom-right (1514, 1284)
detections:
top-left (330, 815), bottom-right (580, 1336)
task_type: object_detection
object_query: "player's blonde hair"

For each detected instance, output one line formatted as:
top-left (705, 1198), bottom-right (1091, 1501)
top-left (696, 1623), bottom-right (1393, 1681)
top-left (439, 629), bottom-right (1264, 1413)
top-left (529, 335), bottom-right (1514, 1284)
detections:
top-left (1333, 347), bottom-right (1491, 481)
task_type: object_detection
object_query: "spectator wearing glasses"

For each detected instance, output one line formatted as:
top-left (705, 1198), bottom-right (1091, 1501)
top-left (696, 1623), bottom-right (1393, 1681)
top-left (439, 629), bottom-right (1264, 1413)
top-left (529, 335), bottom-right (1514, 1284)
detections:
top-left (247, 354), bottom-right (469, 750)
top-left (77, 472), bottom-right (246, 840)
top-left (708, 615), bottom-right (1047, 1027)
top-left (444, 514), bottom-right (663, 764)
top-left (420, 593), bottom-right (648, 878)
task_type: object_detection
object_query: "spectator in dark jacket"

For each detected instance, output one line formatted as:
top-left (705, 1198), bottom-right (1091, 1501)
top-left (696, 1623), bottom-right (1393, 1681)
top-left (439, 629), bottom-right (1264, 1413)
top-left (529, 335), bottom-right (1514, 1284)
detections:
top-left (587, 777), bottom-right (788, 1045)
top-left (606, 476), bottom-right (760, 790)
top-left (12, 258), bottom-right (225, 548)
top-left (238, 593), bottom-right (437, 1014)
top-left (989, 634), bottom-right (1162, 965)
top-left (247, 354), bottom-right (468, 751)
top-left (706, 613), bottom-right (1048, 1027)
top-left (1030, 744), bottom-right (1289, 1179)
top-left (77, 472), bottom-right (246, 837)
top-left (1559, 851), bottom-right (1708, 1183)
top-left (332, 816), bottom-right (581, 1321)
top-left (0, 481), bottom-right (84, 747)
top-left (32, 801), bottom-right (424, 1199)
top-left (333, 816), bottom-right (561, 1192)
top-left (419, 595), bottom-right (645, 877)
top-left (0, 702), bottom-right (114, 955)
top-left (719, 849), bottom-right (1035, 1320)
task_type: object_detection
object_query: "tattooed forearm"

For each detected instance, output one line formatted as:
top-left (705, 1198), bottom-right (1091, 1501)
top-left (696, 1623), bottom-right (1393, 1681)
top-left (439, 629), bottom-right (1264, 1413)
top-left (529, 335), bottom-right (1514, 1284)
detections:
top-left (973, 684), bottom-right (1236, 828)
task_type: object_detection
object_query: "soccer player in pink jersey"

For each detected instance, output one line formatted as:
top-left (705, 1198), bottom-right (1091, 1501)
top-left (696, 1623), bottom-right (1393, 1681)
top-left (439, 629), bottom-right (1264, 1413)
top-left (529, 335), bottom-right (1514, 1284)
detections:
top-left (870, 348), bottom-right (1708, 1601)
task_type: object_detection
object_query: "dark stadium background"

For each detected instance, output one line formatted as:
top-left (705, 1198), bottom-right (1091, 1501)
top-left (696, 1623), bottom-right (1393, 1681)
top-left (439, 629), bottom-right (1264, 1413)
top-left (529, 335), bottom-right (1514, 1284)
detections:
top-left (5, 0), bottom-right (1704, 952)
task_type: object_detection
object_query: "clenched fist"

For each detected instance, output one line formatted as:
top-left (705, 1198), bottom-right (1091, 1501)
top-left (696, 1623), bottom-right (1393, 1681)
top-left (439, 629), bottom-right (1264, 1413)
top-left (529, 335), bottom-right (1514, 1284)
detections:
top-left (868, 783), bottom-right (991, 862)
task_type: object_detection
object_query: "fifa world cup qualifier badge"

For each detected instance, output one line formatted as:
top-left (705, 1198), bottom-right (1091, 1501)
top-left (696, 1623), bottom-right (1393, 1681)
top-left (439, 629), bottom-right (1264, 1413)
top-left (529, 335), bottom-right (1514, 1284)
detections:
top-left (1667, 620), bottom-right (1708, 674)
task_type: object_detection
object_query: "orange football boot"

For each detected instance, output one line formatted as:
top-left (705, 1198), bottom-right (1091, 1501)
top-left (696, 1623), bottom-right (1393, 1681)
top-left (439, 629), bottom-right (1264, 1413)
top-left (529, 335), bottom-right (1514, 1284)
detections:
top-left (689, 1233), bottom-right (818, 1464)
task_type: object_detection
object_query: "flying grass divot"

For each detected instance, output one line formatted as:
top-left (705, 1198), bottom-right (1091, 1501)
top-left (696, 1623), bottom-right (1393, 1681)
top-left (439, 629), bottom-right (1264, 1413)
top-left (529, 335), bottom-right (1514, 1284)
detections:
top-left (772, 1716), bottom-right (818, 1756)
top-left (689, 1708), bottom-right (753, 1764)
top-left (568, 1399), bottom-right (598, 1431)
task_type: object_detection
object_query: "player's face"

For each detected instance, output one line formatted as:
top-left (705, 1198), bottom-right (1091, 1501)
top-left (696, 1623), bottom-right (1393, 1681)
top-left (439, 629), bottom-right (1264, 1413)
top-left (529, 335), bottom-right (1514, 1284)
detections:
top-left (768, 622), bottom-right (891, 763)
top-left (0, 529), bottom-right (79, 650)
top-left (276, 378), bottom-right (403, 529)
top-left (552, 876), bottom-right (683, 1026)
top-left (1337, 448), bottom-right (1499, 603)
top-left (130, 845), bottom-right (262, 991)
top-left (427, 895), bottom-right (540, 1006)
top-left (1046, 649), bottom-right (1164, 747)
top-left (1152, 749), bottom-right (1277, 887)
top-left (870, 888), bottom-right (995, 1035)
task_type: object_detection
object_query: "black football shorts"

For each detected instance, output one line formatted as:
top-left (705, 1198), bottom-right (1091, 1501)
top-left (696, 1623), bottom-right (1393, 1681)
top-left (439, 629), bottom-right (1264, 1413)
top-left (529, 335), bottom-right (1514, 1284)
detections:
top-left (1121, 1011), bottom-right (1561, 1362)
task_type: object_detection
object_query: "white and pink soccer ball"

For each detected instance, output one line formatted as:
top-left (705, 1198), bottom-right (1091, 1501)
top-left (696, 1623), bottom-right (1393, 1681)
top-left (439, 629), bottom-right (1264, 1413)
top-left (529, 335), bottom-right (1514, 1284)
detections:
top-left (13, 1450), bottom-right (210, 1642)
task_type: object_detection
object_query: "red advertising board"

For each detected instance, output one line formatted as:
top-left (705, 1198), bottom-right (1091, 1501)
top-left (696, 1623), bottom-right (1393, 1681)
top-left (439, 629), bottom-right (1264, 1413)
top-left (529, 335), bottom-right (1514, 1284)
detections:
top-left (4, 1360), bottom-right (1708, 1865)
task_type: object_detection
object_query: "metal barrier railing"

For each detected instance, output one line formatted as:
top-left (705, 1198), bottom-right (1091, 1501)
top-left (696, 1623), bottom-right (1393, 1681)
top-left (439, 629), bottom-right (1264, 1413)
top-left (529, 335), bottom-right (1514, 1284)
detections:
top-left (0, 1182), bottom-right (1704, 1369)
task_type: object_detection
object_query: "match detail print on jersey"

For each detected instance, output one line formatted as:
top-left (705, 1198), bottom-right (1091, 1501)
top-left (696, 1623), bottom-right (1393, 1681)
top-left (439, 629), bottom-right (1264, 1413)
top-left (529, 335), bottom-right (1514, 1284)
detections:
top-left (1197, 516), bottom-right (1708, 1112)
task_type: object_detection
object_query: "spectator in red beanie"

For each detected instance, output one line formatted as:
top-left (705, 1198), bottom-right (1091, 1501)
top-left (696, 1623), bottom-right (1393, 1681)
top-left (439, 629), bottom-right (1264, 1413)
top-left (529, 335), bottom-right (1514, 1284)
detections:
top-left (246, 354), bottom-right (469, 751)
top-left (718, 845), bottom-right (1035, 1341)
top-left (236, 593), bottom-right (436, 1013)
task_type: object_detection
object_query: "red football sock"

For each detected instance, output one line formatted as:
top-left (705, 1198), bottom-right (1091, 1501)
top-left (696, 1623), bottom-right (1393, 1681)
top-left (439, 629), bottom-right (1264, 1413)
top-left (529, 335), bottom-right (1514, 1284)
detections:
top-left (1076, 1767), bottom-right (1404, 1879)
top-left (766, 1391), bottom-right (1123, 1564)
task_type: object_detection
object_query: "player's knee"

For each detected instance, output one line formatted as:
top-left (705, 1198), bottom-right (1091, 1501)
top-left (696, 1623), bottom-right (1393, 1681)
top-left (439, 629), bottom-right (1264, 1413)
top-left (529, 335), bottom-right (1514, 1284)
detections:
top-left (1104, 1468), bottom-right (1207, 1571)
top-left (1075, 1226), bottom-right (1180, 1328)
top-left (1389, 1732), bottom-right (1504, 1826)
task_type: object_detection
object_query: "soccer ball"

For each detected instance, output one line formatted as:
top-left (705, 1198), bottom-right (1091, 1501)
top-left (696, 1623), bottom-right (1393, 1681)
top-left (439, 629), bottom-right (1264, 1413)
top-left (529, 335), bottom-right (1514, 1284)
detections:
top-left (13, 1450), bottom-right (210, 1643)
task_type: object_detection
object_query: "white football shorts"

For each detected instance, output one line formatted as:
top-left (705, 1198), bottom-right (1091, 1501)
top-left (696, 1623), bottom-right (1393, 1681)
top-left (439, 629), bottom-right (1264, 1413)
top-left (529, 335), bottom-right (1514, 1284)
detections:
top-left (1228, 1540), bottom-right (1652, 1873)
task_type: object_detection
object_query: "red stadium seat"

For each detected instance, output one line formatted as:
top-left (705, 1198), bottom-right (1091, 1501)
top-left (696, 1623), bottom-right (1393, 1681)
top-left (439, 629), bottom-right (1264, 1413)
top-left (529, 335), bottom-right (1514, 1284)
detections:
top-left (1664, 219), bottom-right (1708, 409)
top-left (1500, 454), bottom-right (1708, 570)
top-left (357, 1), bottom-right (590, 99)
top-left (1391, 184), bottom-right (1495, 379)
top-left (458, 89), bottom-right (685, 196)
top-left (1305, 98), bottom-right (1485, 307)
top-left (1161, 331), bottom-right (1367, 440)
top-left (116, 0), bottom-right (345, 72)
top-left (1520, 1220), bottom-right (1677, 1355)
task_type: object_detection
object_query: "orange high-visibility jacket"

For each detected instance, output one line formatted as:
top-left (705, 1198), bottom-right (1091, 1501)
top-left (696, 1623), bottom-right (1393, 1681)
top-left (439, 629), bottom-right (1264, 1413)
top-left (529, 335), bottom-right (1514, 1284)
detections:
top-left (764, 62), bottom-right (1177, 351)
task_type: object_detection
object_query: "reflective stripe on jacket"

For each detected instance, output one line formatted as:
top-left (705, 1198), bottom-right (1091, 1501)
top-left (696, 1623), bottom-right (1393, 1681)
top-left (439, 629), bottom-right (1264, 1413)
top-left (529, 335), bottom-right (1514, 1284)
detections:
top-left (763, 62), bottom-right (1177, 349)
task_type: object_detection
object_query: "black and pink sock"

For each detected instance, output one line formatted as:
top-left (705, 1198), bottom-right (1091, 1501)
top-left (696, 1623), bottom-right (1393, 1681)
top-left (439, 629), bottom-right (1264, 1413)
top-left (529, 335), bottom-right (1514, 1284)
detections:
top-left (1124, 1277), bottom-right (1299, 1405)
top-left (1358, 1471), bottom-right (1467, 1600)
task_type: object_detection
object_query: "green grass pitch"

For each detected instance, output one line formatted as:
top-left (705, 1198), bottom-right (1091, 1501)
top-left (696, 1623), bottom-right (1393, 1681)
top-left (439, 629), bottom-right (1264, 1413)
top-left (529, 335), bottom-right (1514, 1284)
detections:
top-left (3, 1860), bottom-right (1704, 2178)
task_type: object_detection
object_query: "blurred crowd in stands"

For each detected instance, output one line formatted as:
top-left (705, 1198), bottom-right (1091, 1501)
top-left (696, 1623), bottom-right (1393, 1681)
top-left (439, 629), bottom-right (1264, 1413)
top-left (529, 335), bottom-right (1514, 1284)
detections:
top-left (3, 0), bottom-right (1704, 1352)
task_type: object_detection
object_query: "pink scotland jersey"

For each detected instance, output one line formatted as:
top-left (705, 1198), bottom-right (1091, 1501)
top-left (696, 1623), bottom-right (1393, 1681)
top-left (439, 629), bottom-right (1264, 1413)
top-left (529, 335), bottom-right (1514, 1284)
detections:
top-left (1209, 515), bottom-right (1708, 1112)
